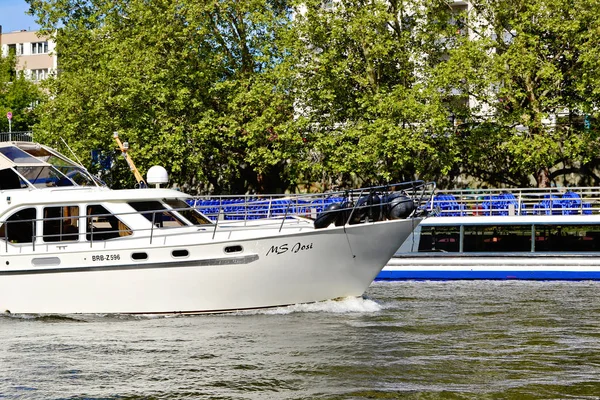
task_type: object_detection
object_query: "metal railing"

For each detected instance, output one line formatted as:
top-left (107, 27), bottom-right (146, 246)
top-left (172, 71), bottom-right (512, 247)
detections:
top-left (0, 131), bottom-right (33, 142)
top-left (0, 180), bottom-right (436, 253)
top-left (429, 186), bottom-right (600, 217)
top-left (193, 180), bottom-right (434, 220)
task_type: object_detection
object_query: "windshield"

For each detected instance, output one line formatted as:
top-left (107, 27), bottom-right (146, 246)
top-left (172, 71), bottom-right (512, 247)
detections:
top-left (0, 146), bottom-right (45, 164)
top-left (53, 166), bottom-right (98, 186)
top-left (17, 143), bottom-right (105, 188)
top-left (15, 166), bottom-right (73, 188)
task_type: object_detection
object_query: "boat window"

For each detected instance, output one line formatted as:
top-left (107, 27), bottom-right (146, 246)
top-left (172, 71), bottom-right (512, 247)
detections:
top-left (0, 208), bottom-right (36, 243)
top-left (53, 166), bottom-right (97, 186)
top-left (0, 168), bottom-right (26, 190)
top-left (86, 205), bottom-right (132, 241)
top-left (128, 201), bottom-right (186, 227)
top-left (15, 166), bottom-right (74, 188)
top-left (224, 245), bottom-right (243, 254)
top-left (131, 252), bottom-right (148, 260)
top-left (534, 225), bottom-right (600, 252)
top-left (20, 145), bottom-right (78, 168)
top-left (463, 225), bottom-right (532, 252)
top-left (43, 206), bottom-right (79, 242)
top-left (172, 249), bottom-right (189, 258)
top-left (418, 225), bottom-right (460, 252)
top-left (19, 145), bottom-right (101, 187)
top-left (0, 146), bottom-right (44, 164)
top-left (163, 199), bottom-right (212, 225)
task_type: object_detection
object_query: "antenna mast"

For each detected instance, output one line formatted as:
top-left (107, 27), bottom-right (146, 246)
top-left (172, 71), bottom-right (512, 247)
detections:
top-left (113, 132), bottom-right (147, 187)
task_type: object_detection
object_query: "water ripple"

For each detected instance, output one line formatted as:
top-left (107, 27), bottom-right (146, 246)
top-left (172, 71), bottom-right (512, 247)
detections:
top-left (3, 281), bottom-right (600, 399)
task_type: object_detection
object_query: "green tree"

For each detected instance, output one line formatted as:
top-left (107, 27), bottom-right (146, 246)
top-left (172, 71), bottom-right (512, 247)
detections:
top-left (0, 51), bottom-right (43, 133)
top-left (28, 0), bottom-right (303, 193)
top-left (30, 0), bottom-right (600, 191)
top-left (450, 0), bottom-right (600, 187)
top-left (286, 0), bottom-right (468, 188)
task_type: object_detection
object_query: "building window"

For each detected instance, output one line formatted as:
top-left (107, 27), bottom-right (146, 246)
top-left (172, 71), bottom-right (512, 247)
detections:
top-left (31, 68), bottom-right (48, 81)
top-left (31, 41), bottom-right (48, 54)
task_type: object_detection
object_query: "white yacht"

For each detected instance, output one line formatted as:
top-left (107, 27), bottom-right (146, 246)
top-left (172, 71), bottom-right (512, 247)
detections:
top-left (0, 140), bottom-right (433, 314)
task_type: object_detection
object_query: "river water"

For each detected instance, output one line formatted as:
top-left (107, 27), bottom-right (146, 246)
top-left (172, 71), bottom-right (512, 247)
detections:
top-left (2, 280), bottom-right (600, 399)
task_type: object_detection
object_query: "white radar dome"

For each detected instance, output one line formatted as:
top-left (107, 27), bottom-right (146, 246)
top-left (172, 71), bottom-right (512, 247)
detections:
top-left (147, 165), bottom-right (169, 187)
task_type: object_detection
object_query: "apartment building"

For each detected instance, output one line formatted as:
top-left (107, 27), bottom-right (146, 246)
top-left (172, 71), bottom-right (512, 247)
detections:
top-left (0, 26), bottom-right (57, 81)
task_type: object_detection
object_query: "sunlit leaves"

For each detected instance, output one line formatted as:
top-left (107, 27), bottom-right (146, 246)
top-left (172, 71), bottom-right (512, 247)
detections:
top-left (0, 53), bottom-right (43, 133)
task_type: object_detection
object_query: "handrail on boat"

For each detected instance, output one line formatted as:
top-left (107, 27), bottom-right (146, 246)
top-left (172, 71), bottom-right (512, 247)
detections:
top-left (0, 180), bottom-right (436, 253)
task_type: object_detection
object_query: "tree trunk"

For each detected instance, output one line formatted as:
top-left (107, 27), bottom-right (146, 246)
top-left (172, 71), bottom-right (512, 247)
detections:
top-left (536, 167), bottom-right (550, 188)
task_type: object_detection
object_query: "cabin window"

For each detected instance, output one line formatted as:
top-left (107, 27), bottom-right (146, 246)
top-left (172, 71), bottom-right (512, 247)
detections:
top-left (43, 206), bottom-right (80, 242)
top-left (0, 208), bottom-right (36, 243)
top-left (416, 224), bottom-right (600, 253)
top-left (534, 225), bottom-right (600, 252)
top-left (53, 166), bottom-right (97, 186)
top-left (86, 205), bottom-right (132, 241)
top-left (224, 245), bottom-right (243, 254)
top-left (0, 168), bottom-right (26, 190)
top-left (164, 199), bottom-right (212, 225)
top-left (418, 225), bottom-right (460, 252)
top-left (18, 146), bottom-right (98, 187)
top-left (463, 225), bottom-right (532, 252)
top-left (128, 201), bottom-right (185, 227)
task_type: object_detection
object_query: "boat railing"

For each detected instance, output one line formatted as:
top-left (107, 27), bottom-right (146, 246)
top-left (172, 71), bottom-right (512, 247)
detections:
top-left (429, 186), bottom-right (600, 217)
top-left (0, 180), bottom-right (436, 252)
top-left (191, 180), bottom-right (435, 226)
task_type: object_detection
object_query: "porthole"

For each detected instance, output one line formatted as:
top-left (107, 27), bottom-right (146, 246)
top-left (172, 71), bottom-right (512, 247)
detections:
top-left (131, 252), bottom-right (148, 261)
top-left (172, 249), bottom-right (189, 258)
top-left (224, 245), bottom-right (243, 254)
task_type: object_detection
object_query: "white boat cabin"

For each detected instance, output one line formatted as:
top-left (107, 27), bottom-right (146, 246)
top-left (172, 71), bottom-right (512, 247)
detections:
top-left (0, 141), bottom-right (212, 247)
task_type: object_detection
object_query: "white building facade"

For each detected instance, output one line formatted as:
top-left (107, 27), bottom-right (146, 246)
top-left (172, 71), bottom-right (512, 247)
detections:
top-left (0, 27), bottom-right (57, 82)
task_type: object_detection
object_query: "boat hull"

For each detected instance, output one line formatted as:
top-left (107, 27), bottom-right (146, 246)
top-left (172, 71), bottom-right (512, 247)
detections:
top-left (378, 210), bottom-right (600, 281)
top-left (380, 254), bottom-right (600, 280)
top-left (0, 218), bottom-right (418, 314)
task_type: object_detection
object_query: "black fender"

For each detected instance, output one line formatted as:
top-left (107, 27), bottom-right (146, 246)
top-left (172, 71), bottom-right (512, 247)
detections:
top-left (384, 192), bottom-right (415, 220)
top-left (314, 202), bottom-right (343, 229)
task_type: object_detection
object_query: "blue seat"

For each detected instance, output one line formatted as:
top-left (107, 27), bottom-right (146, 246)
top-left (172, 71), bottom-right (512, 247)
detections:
top-left (561, 191), bottom-right (581, 215)
top-left (481, 195), bottom-right (505, 216)
top-left (432, 194), bottom-right (464, 216)
top-left (534, 194), bottom-right (562, 215)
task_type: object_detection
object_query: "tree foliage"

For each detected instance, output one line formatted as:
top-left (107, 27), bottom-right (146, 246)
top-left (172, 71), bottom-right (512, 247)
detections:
top-left (452, 0), bottom-right (600, 186)
top-left (25, 0), bottom-right (600, 192)
top-left (0, 52), bottom-right (43, 133)
top-left (28, 0), bottom-right (303, 193)
top-left (287, 0), bottom-right (467, 187)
